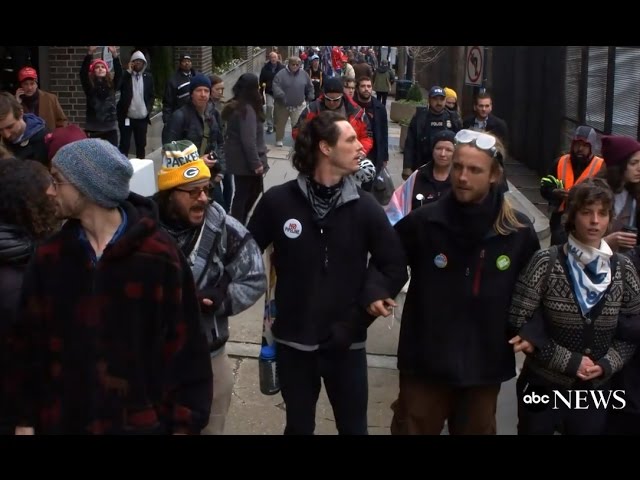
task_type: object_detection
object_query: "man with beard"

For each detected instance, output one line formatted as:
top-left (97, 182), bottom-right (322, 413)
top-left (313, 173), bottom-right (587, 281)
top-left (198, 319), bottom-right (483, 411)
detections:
top-left (540, 125), bottom-right (604, 245)
top-left (402, 86), bottom-right (461, 180)
top-left (7, 138), bottom-right (213, 434)
top-left (117, 50), bottom-right (155, 159)
top-left (390, 129), bottom-right (540, 435)
top-left (153, 140), bottom-right (266, 434)
top-left (352, 76), bottom-right (388, 192)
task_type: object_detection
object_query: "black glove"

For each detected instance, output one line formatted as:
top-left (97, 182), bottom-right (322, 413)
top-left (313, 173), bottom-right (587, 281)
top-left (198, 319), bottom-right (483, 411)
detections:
top-left (198, 272), bottom-right (232, 314)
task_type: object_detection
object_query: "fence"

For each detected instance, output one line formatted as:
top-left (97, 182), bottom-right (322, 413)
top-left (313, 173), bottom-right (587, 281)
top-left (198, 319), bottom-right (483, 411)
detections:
top-left (563, 46), bottom-right (640, 154)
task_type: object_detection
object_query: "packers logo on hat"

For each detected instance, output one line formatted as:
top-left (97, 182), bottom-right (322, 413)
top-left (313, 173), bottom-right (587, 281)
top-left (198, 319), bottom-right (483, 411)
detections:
top-left (157, 140), bottom-right (211, 191)
top-left (184, 166), bottom-right (201, 179)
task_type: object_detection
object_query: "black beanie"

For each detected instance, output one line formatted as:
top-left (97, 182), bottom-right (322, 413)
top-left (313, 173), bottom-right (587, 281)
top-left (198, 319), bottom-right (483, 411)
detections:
top-left (323, 77), bottom-right (344, 94)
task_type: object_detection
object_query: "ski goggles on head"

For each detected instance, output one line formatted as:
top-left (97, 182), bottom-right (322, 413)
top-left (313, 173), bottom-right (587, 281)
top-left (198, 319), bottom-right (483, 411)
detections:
top-left (454, 129), bottom-right (503, 165)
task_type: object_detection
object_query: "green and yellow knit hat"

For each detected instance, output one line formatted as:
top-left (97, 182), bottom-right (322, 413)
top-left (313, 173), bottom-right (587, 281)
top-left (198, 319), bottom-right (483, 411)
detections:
top-left (158, 140), bottom-right (211, 191)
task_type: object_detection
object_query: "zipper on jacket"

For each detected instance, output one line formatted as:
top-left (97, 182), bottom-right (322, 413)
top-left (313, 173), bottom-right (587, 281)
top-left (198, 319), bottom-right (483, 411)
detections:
top-left (472, 249), bottom-right (486, 296)
top-left (320, 228), bottom-right (328, 272)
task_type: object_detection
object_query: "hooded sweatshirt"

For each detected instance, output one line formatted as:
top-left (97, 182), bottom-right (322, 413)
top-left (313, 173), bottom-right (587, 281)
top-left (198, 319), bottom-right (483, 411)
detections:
top-left (2, 113), bottom-right (48, 165)
top-left (127, 51), bottom-right (148, 119)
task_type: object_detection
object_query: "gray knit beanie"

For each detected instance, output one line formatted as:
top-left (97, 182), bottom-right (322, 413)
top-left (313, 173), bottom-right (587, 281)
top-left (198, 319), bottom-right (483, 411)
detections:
top-left (52, 138), bottom-right (134, 208)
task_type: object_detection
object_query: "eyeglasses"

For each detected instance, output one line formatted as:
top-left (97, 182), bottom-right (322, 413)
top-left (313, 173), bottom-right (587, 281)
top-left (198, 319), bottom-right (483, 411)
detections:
top-left (454, 129), bottom-right (503, 163)
top-left (324, 95), bottom-right (343, 103)
top-left (50, 177), bottom-right (72, 189)
top-left (175, 186), bottom-right (211, 199)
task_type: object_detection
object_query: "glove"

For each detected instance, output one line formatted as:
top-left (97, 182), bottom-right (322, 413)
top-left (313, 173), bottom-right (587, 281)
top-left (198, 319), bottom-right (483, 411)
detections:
top-left (540, 175), bottom-right (563, 189)
top-left (401, 168), bottom-right (413, 181)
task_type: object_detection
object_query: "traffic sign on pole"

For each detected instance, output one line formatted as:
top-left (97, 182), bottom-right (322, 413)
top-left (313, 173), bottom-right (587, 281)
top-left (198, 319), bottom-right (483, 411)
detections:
top-left (465, 46), bottom-right (484, 86)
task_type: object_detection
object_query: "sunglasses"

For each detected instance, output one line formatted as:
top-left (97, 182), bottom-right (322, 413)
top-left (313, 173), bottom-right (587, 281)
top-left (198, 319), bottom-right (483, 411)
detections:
top-left (175, 186), bottom-right (211, 199)
top-left (454, 129), bottom-right (503, 164)
top-left (324, 95), bottom-right (343, 103)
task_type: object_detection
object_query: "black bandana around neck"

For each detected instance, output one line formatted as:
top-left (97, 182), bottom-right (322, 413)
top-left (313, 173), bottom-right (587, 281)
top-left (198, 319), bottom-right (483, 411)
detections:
top-left (159, 216), bottom-right (202, 257)
top-left (305, 176), bottom-right (343, 221)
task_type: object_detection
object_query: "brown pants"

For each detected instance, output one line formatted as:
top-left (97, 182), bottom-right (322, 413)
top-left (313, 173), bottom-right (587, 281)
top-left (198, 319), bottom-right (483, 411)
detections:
top-left (390, 373), bottom-right (500, 435)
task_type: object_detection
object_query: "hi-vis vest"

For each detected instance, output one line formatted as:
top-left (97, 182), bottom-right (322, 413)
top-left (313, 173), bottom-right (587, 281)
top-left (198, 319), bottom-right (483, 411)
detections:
top-left (556, 154), bottom-right (604, 211)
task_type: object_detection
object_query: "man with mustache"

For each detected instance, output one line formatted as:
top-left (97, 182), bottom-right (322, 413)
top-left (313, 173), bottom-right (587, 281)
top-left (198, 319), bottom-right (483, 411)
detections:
top-left (153, 140), bottom-right (267, 435)
top-left (540, 125), bottom-right (604, 245)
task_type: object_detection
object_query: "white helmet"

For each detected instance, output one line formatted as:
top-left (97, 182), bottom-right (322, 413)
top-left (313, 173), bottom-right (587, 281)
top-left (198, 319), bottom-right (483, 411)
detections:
top-left (354, 158), bottom-right (376, 184)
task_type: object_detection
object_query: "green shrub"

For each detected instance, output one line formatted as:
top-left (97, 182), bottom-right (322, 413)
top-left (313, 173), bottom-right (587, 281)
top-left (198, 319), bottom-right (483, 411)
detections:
top-left (149, 46), bottom-right (173, 109)
top-left (406, 83), bottom-right (424, 103)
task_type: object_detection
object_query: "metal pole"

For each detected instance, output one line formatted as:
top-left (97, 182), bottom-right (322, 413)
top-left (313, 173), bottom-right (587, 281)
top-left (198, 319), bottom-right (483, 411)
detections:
top-left (604, 46), bottom-right (616, 134)
top-left (481, 46), bottom-right (489, 93)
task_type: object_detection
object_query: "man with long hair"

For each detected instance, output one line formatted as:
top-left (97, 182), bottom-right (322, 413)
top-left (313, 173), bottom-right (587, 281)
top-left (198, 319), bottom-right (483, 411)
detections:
top-left (247, 110), bottom-right (407, 435)
top-left (152, 140), bottom-right (266, 434)
top-left (391, 129), bottom-right (540, 435)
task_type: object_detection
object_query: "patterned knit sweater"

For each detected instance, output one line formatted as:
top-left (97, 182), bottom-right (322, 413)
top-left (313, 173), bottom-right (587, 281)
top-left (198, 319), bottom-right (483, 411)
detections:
top-left (508, 247), bottom-right (640, 387)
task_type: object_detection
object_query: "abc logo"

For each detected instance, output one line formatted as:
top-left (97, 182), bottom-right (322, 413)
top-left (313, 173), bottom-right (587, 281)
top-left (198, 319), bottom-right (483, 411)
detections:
top-left (520, 384), bottom-right (550, 413)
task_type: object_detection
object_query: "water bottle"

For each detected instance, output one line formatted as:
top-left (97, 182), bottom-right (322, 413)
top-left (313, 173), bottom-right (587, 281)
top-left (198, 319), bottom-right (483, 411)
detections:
top-left (258, 343), bottom-right (280, 395)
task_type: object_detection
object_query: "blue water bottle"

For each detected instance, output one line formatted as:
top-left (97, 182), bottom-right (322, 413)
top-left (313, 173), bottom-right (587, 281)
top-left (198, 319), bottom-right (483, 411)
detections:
top-left (258, 343), bottom-right (280, 395)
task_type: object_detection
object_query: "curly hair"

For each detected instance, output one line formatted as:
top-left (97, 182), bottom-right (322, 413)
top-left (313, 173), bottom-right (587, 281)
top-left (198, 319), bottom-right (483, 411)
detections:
top-left (564, 177), bottom-right (614, 234)
top-left (292, 110), bottom-right (347, 176)
top-left (0, 159), bottom-right (60, 239)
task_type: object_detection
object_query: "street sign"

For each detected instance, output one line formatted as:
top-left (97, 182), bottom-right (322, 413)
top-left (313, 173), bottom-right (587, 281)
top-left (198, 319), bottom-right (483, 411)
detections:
top-left (465, 46), bottom-right (484, 86)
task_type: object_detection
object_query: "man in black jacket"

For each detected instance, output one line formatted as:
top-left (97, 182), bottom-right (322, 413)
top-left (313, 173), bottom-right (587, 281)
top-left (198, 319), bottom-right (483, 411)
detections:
top-left (162, 54), bottom-right (197, 125)
top-left (462, 91), bottom-right (509, 146)
top-left (162, 74), bottom-right (224, 184)
top-left (352, 76), bottom-right (388, 193)
top-left (402, 86), bottom-right (461, 180)
top-left (259, 51), bottom-right (285, 134)
top-left (391, 129), bottom-right (539, 435)
top-left (117, 50), bottom-right (154, 159)
top-left (248, 111), bottom-right (408, 435)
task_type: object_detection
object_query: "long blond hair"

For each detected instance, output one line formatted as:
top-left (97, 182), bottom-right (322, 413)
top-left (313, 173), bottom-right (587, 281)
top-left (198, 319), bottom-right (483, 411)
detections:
top-left (455, 132), bottom-right (524, 235)
top-left (490, 138), bottom-right (525, 235)
top-left (494, 196), bottom-right (525, 235)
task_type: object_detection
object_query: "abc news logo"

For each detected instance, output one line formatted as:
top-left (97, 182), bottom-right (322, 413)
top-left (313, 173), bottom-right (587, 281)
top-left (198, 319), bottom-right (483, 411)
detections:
top-left (521, 385), bottom-right (626, 412)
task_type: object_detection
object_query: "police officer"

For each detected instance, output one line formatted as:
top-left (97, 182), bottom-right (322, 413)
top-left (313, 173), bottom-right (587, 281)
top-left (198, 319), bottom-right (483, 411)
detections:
top-left (402, 85), bottom-right (461, 180)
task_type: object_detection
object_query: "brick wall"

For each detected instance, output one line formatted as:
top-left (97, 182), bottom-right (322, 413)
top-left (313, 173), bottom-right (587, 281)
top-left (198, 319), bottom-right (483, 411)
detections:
top-left (47, 46), bottom-right (120, 127)
top-left (174, 46), bottom-right (212, 76)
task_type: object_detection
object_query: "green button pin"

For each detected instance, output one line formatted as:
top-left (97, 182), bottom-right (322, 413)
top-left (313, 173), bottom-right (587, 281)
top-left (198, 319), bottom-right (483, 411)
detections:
top-left (496, 255), bottom-right (511, 271)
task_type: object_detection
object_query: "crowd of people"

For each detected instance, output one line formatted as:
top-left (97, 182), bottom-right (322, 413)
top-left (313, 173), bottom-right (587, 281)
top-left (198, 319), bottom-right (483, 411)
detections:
top-left (1, 47), bottom-right (640, 436)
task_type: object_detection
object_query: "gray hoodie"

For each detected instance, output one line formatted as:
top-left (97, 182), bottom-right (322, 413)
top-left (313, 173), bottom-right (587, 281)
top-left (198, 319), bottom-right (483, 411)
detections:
top-left (128, 50), bottom-right (148, 119)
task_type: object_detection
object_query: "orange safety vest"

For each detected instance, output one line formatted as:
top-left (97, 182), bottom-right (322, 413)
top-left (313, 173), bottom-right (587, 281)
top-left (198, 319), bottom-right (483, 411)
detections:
top-left (556, 154), bottom-right (604, 210)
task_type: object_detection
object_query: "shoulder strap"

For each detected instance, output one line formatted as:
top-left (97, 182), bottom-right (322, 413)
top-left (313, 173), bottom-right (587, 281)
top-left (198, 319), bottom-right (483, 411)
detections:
top-left (193, 214), bottom-right (226, 287)
top-left (541, 245), bottom-right (559, 295)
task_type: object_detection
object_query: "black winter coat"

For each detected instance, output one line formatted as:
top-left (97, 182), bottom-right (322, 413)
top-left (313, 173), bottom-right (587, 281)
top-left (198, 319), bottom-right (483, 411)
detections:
top-left (394, 192), bottom-right (540, 386)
